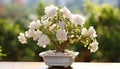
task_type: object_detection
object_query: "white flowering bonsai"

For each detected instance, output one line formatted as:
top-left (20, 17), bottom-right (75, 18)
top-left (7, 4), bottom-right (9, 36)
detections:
top-left (18, 5), bottom-right (98, 53)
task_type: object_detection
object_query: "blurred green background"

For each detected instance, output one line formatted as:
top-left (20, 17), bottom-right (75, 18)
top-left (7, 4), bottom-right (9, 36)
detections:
top-left (0, 0), bottom-right (120, 62)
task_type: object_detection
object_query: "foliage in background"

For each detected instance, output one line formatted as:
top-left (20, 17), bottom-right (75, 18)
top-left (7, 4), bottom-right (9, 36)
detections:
top-left (0, 3), bottom-right (45, 61)
top-left (84, 1), bottom-right (120, 62)
top-left (36, 2), bottom-right (45, 19)
top-left (0, 46), bottom-right (6, 60)
top-left (0, 18), bottom-right (20, 61)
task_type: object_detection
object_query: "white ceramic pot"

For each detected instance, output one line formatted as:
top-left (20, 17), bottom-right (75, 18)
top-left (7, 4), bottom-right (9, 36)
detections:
top-left (39, 50), bottom-right (79, 67)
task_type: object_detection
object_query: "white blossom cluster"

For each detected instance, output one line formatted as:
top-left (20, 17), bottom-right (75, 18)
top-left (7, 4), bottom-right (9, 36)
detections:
top-left (18, 5), bottom-right (99, 52)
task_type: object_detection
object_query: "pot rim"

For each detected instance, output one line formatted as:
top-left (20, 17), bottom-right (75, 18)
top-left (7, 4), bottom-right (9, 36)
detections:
top-left (39, 50), bottom-right (79, 57)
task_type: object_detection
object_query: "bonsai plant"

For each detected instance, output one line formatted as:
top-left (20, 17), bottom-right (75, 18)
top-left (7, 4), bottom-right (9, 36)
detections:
top-left (18, 5), bottom-right (98, 67)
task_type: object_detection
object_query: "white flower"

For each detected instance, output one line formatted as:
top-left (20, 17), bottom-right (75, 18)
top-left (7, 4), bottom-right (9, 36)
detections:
top-left (81, 26), bottom-right (97, 38)
top-left (81, 28), bottom-right (88, 36)
top-left (58, 21), bottom-right (65, 29)
top-left (32, 30), bottom-right (43, 41)
top-left (88, 26), bottom-right (97, 38)
top-left (56, 29), bottom-right (67, 41)
top-left (61, 7), bottom-right (71, 18)
top-left (42, 19), bottom-right (51, 28)
top-left (18, 33), bottom-right (27, 44)
top-left (25, 29), bottom-right (42, 41)
top-left (45, 5), bottom-right (58, 18)
top-left (90, 41), bottom-right (99, 52)
top-left (28, 20), bottom-right (41, 30)
top-left (25, 29), bottom-right (35, 38)
top-left (72, 14), bottom-right (85, 26)
top-left (37, 34), bottom-right (50, 48)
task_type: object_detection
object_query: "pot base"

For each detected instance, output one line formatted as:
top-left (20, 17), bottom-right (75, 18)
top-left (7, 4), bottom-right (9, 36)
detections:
top-left (39, 50), bottom-right (79, 67)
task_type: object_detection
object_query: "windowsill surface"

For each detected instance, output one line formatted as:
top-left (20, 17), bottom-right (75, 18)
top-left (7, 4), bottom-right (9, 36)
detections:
top-left (0, 62), bottom-right (119, 69)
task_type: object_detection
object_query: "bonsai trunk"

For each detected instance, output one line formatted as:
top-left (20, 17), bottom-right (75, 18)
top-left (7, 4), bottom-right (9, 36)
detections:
top-left (58, 44), bottom-right (65, 53)
top-left (53, 37), bottom-right (70, 53)
top-left (57, 37), bottom-right (70, 53)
